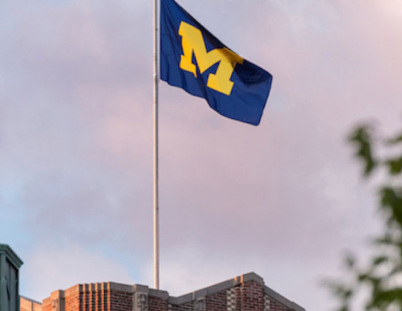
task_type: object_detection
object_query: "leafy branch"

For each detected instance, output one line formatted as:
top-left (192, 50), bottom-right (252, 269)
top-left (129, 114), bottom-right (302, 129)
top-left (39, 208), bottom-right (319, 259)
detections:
top-left (329, 123), bottom-right (402, 311)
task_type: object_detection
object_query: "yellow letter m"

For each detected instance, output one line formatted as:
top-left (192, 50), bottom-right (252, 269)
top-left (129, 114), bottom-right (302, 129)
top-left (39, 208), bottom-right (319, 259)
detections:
top-left (178, 21), bottom-right (244, 96)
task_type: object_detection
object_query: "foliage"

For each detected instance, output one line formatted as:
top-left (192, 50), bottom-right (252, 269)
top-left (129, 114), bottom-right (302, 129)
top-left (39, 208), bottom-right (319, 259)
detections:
top-left (329, 124), bottom-right (402, 311)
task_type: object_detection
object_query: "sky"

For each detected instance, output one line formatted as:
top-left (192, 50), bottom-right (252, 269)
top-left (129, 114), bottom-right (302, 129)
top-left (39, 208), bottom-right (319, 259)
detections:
top-left (1, 0), bottom-right (402, 310)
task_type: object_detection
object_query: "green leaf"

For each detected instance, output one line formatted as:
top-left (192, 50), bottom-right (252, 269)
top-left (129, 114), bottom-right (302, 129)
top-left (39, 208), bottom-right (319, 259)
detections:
top-left (372, 256), bottom-right (389, 266)
top-left (387, 133), bottom-right (402, 145)
top-left (380, 187), bottom-right (402, 225)
top-left (349, 126), bottom-right (377, 176)
top-left (372, 288), bottom-right (402, 309)
top-left (386, 157), bottom-right (402, 175)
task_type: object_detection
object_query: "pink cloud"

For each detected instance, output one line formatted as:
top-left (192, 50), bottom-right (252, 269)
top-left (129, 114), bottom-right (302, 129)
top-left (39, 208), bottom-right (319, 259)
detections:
top-left (1, 0), bottom-right (402, 310)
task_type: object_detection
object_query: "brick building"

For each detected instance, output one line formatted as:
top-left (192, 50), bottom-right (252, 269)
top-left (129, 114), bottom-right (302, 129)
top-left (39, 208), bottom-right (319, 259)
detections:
top-left (20, 273), bottom-right (305, 311)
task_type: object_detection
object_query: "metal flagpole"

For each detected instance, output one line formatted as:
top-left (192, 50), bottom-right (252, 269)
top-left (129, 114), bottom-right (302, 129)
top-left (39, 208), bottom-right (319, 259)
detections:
top-left (153, 0), bottom-right (160, 290)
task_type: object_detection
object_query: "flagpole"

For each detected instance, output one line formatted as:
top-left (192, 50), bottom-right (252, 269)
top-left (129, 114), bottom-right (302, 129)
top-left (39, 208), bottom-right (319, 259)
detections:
top-left (153, 0), bottom-right (160, 290)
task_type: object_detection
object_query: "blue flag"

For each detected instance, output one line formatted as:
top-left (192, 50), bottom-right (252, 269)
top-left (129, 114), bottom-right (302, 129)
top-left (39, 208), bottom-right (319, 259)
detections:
top-left (160, 0), bottom-right (273, 126)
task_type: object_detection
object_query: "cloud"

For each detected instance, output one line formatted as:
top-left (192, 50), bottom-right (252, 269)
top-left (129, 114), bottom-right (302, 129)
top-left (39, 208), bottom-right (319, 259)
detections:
top-left (1, 0), bottom-right (402, 310)
top-left (22, 244), bottom-right (133, 300)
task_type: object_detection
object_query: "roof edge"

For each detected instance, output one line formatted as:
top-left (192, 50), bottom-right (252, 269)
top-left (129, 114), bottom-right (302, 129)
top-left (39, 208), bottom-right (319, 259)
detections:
top-left (20, 296), bottom-right (42, 306)
top-left (168, 272), bottom-right (264, 305)
top-left (0, 244), bottom-right (23, 268)
top-left (264, 285), bottom-right (306, 311)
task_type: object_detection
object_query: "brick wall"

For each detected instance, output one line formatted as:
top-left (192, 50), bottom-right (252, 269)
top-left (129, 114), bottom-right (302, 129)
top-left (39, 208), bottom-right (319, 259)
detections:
top-left (148, 296), bottom-right (167, 311)
top-left (169, 300), bottom-right (192, 311)
top-left (239, 281), bottom-right (264, 311)
top-left (206, 289), bottom-right (226, 311)
top-left (22, 273), bottom-right (305, 311)
top-left (109, 288), bottom-right (132, 311)
top-left (20, 297), bottom-right (42, 311)
top-left (65, 286), bottom-right (82, 311)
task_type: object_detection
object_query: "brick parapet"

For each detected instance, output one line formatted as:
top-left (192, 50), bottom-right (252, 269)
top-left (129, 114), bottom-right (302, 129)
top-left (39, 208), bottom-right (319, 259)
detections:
top-left (239, 281), bottom-right (264, 311)
top-left (41, 297), bottom-right (52, 311)
top-left (26, 273), bottom-right (305, 311)
top-left (263, 286), bottom-right (303, 311)
top-left (20, 296), bottom-right (42, 311)
top-left (148, 296), bottom-right (168, 311)
top-left (205, 290), bottom-right (226, 311)
top-left (64, 285), bottom-right (82, 311)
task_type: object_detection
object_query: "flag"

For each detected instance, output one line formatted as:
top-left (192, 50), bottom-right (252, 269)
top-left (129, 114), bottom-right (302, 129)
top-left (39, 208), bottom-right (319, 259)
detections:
top-left (160, 0), bottom-right (273, 126)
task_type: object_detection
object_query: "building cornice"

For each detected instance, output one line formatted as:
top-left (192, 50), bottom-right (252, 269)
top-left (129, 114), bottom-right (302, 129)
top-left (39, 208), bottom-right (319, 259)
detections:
top-left (0, 244), bottom-right (23, 268)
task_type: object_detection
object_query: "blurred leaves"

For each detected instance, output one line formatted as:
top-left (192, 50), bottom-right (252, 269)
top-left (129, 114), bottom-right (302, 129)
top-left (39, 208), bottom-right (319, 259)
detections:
top-left (371, 256), bottom-right (388, 267)
top-left (387, 133), bottom-right (402, 145)
top-left (385, 157), bottom-right (402, 175)
top-left (329, 122), bottom-right (402, 311)
top-left (380, 187), bottom-right (402, 226)
top-left (349, 125), bottom-right (377, 176)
